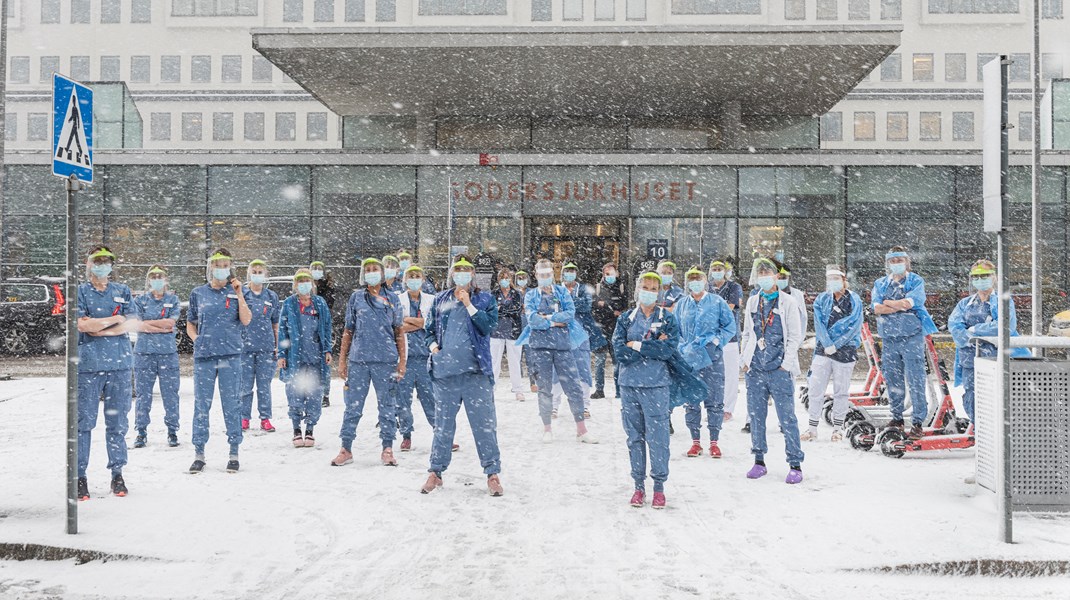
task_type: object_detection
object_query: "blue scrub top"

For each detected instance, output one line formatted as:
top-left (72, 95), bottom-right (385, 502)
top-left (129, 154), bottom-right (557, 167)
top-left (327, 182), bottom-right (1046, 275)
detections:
top-left (78, 281), bottom-right (136, 373)
top-left (133, 291), bottom-right (180, 355)
top-left (344, 287), bottom-right (402, 364)
top-left (618, 309), bottom-right (671, 388)
top-left (431, 302), bottom-right (481, 378)
top-left (242, 285), bottom-right (280, 353)
top-left (955, 295), bottom-right (997, 370)
top-left (528, 290), bottom-right (571, 351)
top-left (296, 302), bottom-right (323, 366)
top-left (873, 276), bottom-right (923, 340)
top-left (658, 284), bottom-right (684, 310)
top-left (751, 294), bottom-right (786, 372)
top-left (404, 293), bottom-right (430, 359)
top-left (711, 279), bottom-right (743, 344)
top-left (188, 283), bottom-right (245, 359)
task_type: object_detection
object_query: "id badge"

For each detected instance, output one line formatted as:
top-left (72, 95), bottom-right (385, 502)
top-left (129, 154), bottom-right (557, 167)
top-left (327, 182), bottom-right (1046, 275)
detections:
top-left (757, 338), bottom-right (767, 351)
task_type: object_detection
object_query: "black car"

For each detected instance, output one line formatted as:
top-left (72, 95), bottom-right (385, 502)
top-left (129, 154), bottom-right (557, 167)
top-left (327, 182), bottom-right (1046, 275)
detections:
top-left (0, 277), bottom-right (68, 355)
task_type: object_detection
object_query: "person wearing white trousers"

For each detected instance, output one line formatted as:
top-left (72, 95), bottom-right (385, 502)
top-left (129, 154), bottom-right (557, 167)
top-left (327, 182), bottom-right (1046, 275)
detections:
top-left (708, 259), bottom-right (743, 420)
top-left (491, 268), bottom-right (527, 401)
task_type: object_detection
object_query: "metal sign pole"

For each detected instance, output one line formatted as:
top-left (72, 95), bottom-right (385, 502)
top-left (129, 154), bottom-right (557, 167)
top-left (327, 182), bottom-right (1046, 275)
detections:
top-left (65, 173), bottom-right (80, 535)
top-left (997, 57), bottom-right (1014, 544)
top-left (447, 175), bottom-right (453, 264)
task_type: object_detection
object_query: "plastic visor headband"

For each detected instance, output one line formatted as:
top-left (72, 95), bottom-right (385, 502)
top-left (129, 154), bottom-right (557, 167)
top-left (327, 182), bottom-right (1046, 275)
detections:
top-left (753, 258), bottom-right (776, 272)
top-left (563, 263), bottom-right (578, 270)
top-left (382, 255), bottom-right (399, 264)
top-left (404, 265), bottom-right (424, 274)
top-left (89, 248), bottom-right (116, 260)
top-left (685, 268), bottom-right (705, 278)
top-left (147, 267), bottom-right (167, 276)
top-left (249, 259), bottom-right (267, 268)
top-left (293, 274), bottom-right (313, 282)
top-left (310, 261), bottom-right (325, 268)
top-left (639, 272), bottom-right (662, 284)
top-left (515, 270), bottom-right (528, 276)
top-left (779, 267), bottom-right (790, 276)
top-left (709, 261), bottom-right (726, 269)
top-left (361, 258), bottom-right (382, 268)
top-left (885, 251), bottom-right (909, 261)
top-left (535, 268), bottom-right (554, 276)
top-left (452, 258), bottom-right (474, 269)
top-left (826, 268), bottom-right (845, 278)
top-left (658, 261), bottom-right (676, 271)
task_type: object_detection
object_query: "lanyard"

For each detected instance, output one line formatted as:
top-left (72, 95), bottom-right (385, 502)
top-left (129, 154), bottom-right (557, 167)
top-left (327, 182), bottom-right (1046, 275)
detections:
top-left (112, 304), bottom-right (121, 316)
top-left (757, 296), bottom-right (777, 339)
top-left (300, 301), bottom-right (316, 316)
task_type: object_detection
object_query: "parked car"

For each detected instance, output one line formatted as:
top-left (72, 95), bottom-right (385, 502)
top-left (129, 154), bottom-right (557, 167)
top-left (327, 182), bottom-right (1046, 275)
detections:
top-left (0, 277), bottom-right (68, 355)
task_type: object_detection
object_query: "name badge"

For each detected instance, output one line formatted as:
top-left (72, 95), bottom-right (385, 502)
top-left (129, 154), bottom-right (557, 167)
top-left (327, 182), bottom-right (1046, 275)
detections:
top-left (833, 306), bottom-right (842, 314)
top-left (227, 294), bottom-right (239, 299)
top-left (164, 303), bottom-right (175, 308)
top-left (265, 302), bottom-right (273, 307)
top-left (651, 322), bottom-right (663, 329)
top-left (113, 297), bottom-right (127, 303)
top-left (757, 339), bottom-right (767, 351)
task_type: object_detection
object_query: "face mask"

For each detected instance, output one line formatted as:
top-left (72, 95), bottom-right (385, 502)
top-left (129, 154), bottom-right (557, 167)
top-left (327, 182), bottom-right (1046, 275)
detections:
top-left (297, 282), bottom-right (313, 295)
top-left (826, 280), bottom-right (844, 293)
top-left (90, 263), bottom-right (112, 278)
top-left (775, 250), bottom-right (785, 262)
top-left (659, 274), bottom-right (673, 285)
top-left (756, 275), bottom-right (776, 292)
top-left (604, 275), bottom-right (617, 284)
top-left (637, 290), bottom-right (659, 307)
top-left (250, 274), bottom-right (267, 285)
top-left (537, 276), bottom-right (553, 288)
top-left (562, 272), bottom-right (577, 283)
top-left (710, 271), bottom-right (725, 281)
top-left (972, 277), bottom-right (993, 291)
top-left (311, 270), bottom-right (324, 280)
top-left (407, 279), bottom-right (423, 291)
top-left (212, 268), bottom-right (231, 282)
top-left (889, 263), bottom-right (907, 276)
top-left (499, 279), bottom-right (511, 289)
top-left (688, 280), bottom-right (706, 294)
top-left (453, 272), bottom-right (473, 287)
top-left (364, 272), bottom-right (382, 286)
top-left (399, 260), bottom-right (411, 271)
top-left (516, 278), bottom-right (528, 288)
top-left (776, 279), bottom-right (789, 291)
top-left (385, 268), bottom-right (398, 280)
top-left (149, 279), bottom-right (166, 292)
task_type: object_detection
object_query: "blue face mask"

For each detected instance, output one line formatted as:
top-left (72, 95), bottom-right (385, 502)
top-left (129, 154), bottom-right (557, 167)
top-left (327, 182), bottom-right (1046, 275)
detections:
top-left (562, 272), bottom-right (577, 283)
top-left (972, 277), bottom-right (993, 291)
top-left (212, 268), bottom-right (230, 282)
top-left (399, 260), bottom-right (411, 271)
top-left (637, 289), bottom-right (659, 306)
top-left (776, 279), bottom-right (789, 291)
top-left (889, 263), bottom-right (907, 276)
top-left (385, 268), bottom-right (398, 280)
top-left (710, 271), bottom-right (725, 281)
top-left (516, 278), bottom-right (528, 288)
top-left (687, 280), bottom-right (706, 294)
top-left (90, 263), bottom-right (112, 278)
top-left (364, 271), bottom-right (382, 286)
top-left (659, 274), bottom-right (673, 285)
top-left (604, 275), bottom-right (617, 284)
top-left (149, 278), bottom-right (166, 292)
top-left (453, 272), bottom-right (473, 287)
top-left (499, 279), bottom-right (511, 289)
top-left (311, 269), bottom-right (324, 280)
top-left (250, 274), bottom-right (267, 285)
top-left (406, 278), bottom-right (423, 291)
top-left (826, 280), bottom-right (844, 293)
top-left (537, 276), bottom-right (553, 288)
top-left (756, 275), bottom-right (776, 292)
top-left (297, 281), bottom-right (313, 295)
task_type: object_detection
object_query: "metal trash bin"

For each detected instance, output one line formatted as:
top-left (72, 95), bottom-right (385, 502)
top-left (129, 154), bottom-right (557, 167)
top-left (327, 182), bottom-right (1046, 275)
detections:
top-left (974, 354), bottom-right (1070, 511)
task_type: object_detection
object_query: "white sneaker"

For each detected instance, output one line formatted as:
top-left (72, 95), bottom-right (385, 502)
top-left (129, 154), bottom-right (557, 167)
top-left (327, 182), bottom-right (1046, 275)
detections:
top-left (830, 430), bottom-right (843, 442)
top-left (542, 430), bottom-right (554, 444)
top-left (800, 430), bottom-right (818, 442)
top-left (577, 431), bottom-right (599, 444)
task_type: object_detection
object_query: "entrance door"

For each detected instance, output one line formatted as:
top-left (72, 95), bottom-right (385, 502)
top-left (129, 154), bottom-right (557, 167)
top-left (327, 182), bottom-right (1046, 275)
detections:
top-left (530, 218), bottom-right (624, 284)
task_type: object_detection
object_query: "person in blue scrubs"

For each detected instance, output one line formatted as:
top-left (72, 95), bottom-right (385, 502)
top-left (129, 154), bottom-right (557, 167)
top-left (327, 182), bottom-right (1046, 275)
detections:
top-left (520, 259), bottom-right (598, 444)
top-left (397, 249), bottom-right (437, 294)
top-left (677, 267), bottom-right (736, 459)
top-left (551, 263), bottom-right (605, 418)
top-left (491, 267), bottom-right (527, 402)
top-left (871, 246), bottom-right (939, 436)
top-left (613, 272), bottom-right (680, 509)
top-left (76, 246), bottom-right (139, 500)
top-left (420, 257), bottom-right (504, 496)
top-left (278, 269), bottom-right (333, 448)
top-left (740, 258), bottom-right (805, 484)
top-left (309, 260), bottom-right (336, 408)
top-left (382, 255), bottom-right (404, 294)
top-left (396, 265), bottom-right (440, 451)
top-left (708, 259), bottom-right (743, 422)
top-left (333, 257), bottom-right (406, 468)
top-left (656, 260), bottom-right (685, 310)
top-left (132, 265), bottom-right (181, 449)
top-left (240, 259), bottom-right (280, 433)
top-left (515, 270), bottom-right (538, 393)
top-left (186, 248), bottom-right (252, 474)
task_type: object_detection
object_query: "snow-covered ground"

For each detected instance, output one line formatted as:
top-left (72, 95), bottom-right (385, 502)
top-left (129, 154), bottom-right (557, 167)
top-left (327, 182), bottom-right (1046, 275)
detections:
top-left (1, 375), bottom-right (1067, 600)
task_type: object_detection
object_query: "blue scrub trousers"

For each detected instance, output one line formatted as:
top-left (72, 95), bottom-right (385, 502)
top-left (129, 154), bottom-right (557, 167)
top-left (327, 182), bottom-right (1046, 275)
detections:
top-left (78, 369), bottom-right (132, 478)
top-left (192, 355), bottom-right (244, 455)
top-left (428, 372), bottom-right (501, 476)
top-left (620, 385), bottom-right (671, 493)
top-left (530, 348), bottom-right (586, 425)
top-left (133, 353), bottom-right (180, 433)
top-left (685, 358), bottom-right (726, 442)
top-left (882, 333), bottom-right (929, 425)
top-left (241, 350), bottom-right (275, 420)
top-left (746, 368), bottom-right (804, 466)
top-left (397, 358), bottom-right (435, 436)
top-left (961, 366), bottom-right (976, 423)
top-left (286, 364), bottom-right (323, 429)
top-left (340, 361), bottom-right (397, 450)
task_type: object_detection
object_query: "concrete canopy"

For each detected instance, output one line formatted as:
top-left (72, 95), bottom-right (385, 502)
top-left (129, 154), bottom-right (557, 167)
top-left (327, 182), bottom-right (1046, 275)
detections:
top-left (252, 26), bottom-right (901, 118)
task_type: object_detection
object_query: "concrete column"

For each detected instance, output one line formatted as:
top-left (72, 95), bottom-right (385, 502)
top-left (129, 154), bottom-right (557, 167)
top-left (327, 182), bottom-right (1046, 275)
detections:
top-left (720, 101), bottom-right (743, 150)
top-left (414, 113), bottom-right (436, 151)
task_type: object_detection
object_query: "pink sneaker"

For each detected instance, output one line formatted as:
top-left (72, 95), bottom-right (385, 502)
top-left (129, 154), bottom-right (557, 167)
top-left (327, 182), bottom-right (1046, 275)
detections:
top-left (260, 419), bottom-right (275, 432)
top-left (629, 490), bottom-right (645, 508)
top-left (487, 474), bottom-right (504, 497)
top-left (241, 419), bottom-right (250, 431)
top-left (421, 472), bottom-right (443, 494)
top-left (302, 434), bottom-right (315, 448)
top-left (381, 447), bottom-right (398, 466)
top-left (330, 448), bottom-right (353, 467)
top-left (652, 492), bottom-right (666, 509)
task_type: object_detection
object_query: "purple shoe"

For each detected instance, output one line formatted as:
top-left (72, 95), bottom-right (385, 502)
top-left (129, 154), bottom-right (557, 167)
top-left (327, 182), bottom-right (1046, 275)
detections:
top-left (786, 469), bottom-right (803, 485)
top-left (746, 464), bottom-right (768, 479)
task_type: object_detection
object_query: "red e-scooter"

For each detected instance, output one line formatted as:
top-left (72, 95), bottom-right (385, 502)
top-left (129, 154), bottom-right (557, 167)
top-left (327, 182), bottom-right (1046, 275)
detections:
top-left (799, 321), bottom-right (888, 426)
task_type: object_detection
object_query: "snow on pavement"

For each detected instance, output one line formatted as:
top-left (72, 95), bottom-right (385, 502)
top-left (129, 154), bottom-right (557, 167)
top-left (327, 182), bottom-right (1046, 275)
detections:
top-left (0, 376), bottom-right (1068, 600)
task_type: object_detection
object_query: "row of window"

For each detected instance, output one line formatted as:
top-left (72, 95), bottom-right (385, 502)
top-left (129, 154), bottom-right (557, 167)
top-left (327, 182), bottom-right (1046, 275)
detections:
top-left (3, 111), bottom-right (332, 143)
top-left (38, 0), bottom-right (151, 24)
top-left (8, 54), bottom-right (279, 85)
top-left (821, 110), bottom-right (1037, 143)
top-left (877, 53), bottom-right (1064, 84)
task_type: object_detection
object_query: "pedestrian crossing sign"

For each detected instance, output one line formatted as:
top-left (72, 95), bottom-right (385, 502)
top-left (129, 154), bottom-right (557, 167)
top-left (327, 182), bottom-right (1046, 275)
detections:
top-left (52, 73), bottom-right (94, 184)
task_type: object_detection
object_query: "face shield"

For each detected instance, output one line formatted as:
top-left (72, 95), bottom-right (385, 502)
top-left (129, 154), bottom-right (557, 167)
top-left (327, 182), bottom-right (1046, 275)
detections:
top-left (561, 262), bottom-right (579, 284)
top-left (145, 265), bottom-right (168, 293)
top-left (634, 272), bottom-right (663, 307)
top-left (397, 252), bottom-right (413, 272)
top-left (776, 267), bottom-right (791, 291)
top-left (360, 257), bottom-right (384, 287)
top-left (708, 260), bottom-right (728, 283)
top-left (206, 250), bottom-right (233, 283)
top-left (403, 265), bottom-right (425, 292)
top-left (969, 261), bottom-right (996, 292)
top-left (825, 266), bottom-right (846, 294)
top-left (656, 261), bottom-right (676, 286)
top-left (293, 268), bottom-right (316, 296)
top-left (382, 255), bottom-right (401, 281)
top-left (885, 251), bottom-right (911, 276)
top-left (750, 258), bottom-right (778, 293)
top-left (685, 267), bottom-right (707, 294)
top-left (449, 258), bottom-right (475, 288)
top-left (535, 262), bottom-right (555, 289)
top-left (310, 262), bottom-right (326, 281)
top-left (247, 259), bottom-right (268, 285)
top-left (86, 246), bottom-right (116, 280)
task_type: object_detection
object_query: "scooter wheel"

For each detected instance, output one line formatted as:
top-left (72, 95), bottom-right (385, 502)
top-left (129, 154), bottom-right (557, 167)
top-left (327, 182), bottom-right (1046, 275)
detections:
top-left (955, 418), bottom-right (971, 434)
top-left (877, 428), bottom-right (907, 458)
top-left (822, 397), bottom-right (834, 427)
top-left (847, 421), bottom-right (876, 451)
top-left (844, 408), bottom-right (864, 428)
top-left (799, 387), bottom-right (810, 410)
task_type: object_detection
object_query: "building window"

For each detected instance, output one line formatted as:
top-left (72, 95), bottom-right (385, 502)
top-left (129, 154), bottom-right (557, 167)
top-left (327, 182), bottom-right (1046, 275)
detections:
top-left (275, 113), bottom-right (297, 142)
top-left (880, 0), bottom-right (901, 19)
top-left (848, 0), bottom-right (869, 18)
top-left (376, 0), bottom-right (395, 21)
top-left (252, 56), bottom-right (273, 82)
top-left (244, 112), bottom-right (265, 141)
top-left (314, 0), bottom-right (334, 20)
top-left (880, 53), bottom-right (902, 81)
top-left (307, 112), bottom-right (328, 141)
top-left (171, 0), bottom-right (258, 16)
top-left (70, 56), bottom-right (90, 81)
top-left (150, 113), bottom-right (171, 141)
top-left (886, 112), bottom-right (909, 141)
top-left (191, 56), bottom-right (212, 83)
top-left (40, 0), bottom-right (60, 24)
top-left (919, 112), bottom-right (941, 141)
top-left (562, 0), bottom-right (582, 19)
top-left (182, 113), bottom-right (203, 142)
top-left (854, 112), bottom-right (875, 141)
top-left (820, 112), bottom-right (843, 142)
top-left (28, 113), bottom-right (49, 141)
top-left (100, 56), bottom-right (120, 80)
top-left (10, 57), bottom-right (30, 84)
top-left (131, 0), bottom-right (152, 22)
top-left (1043, 0), bottom-right (1063, 18)
top-left (161, 55), bottom-right (181, 83)
top-left (213, 113), bottom-right (234, 141)
top-left (71, 0), bottom-right (90, 23)
top-left (913, 54), bottom-right (934, 82)
top-left (817, 0), bottom-right (838, 19)
top-left (101, 0), bottom-right (121, 23)
top-left (627, 0), bottom-right (647, 19)
top-left (952, 111), bottom-right (974, 141)
top-left (595, 0), bottom-right (615, 19)
top-left (345, 0), bottom-right (365, 20)
top-left (5, 115), bottom-right (17, 141)
top-left (221, 56), bottom-right (242, 83)
top-left (784, 0), bottom-right (805, 19)
top-left (130, 56), bottom-right (151, 83)
top-left (1043, 53), bottom-right (1064, 80)
top-left (39, 56), bottom-right (59, 83)
top-left (672, 0), bottom-right (762, 14)
top-left (929, 0), bottom-right (1019, 13)
top-left (977, 53), bottom-right (998, 81)
top-left (284, 0), bottom-right (304, 21)
top-left (419, 0), bottom-right (507, 15)
top-left (1019, 111), bottom-right (1033, 142)
top-left (945, 53), bottom-right (967, 82)
top-left (531, 0), bottom-right (551, 20)
top-left (1009, 53), bottom-right (1030, 82)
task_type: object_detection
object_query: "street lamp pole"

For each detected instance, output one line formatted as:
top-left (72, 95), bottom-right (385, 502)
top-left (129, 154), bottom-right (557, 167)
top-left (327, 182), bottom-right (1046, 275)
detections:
top-left (1031, 0), bottom-right (1043, 340)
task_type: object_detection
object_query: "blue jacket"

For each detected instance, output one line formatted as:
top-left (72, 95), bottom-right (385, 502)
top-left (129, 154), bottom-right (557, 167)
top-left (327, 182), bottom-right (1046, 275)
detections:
top-left (612, 306), bottom-right (709, 407)
top-left (277, 294), bottom-right (333, 384)
top-left (871, 272), bottom-right (939, 338)
top-left (675, 291), bottom-right (735, 371)
top-left (566, 282), bottom-right (608, 352)
top-left (515, 285), bottom-right (589, 350)
top-left (947, 292), bottom-right (1030, 386)
top-left (812, 290), bottom-right (864, 357)
top-left (423, 287), bottom-right (499, 380)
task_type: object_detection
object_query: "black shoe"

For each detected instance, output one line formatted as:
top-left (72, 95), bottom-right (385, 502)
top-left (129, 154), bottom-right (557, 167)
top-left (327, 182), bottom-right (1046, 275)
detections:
top-left (226, 459), bottom-right (240, 473)
top-left (669, 421), bottom-right (675, 435)
top-left (886, 419), bottom-right (905, 430)
top-left (189, 459), bottom-right (206, 474)
top-left (110, 474), bottom-right (128, 497)
top-left (167, 431), bottom-right (179, 447)
top-left (133, 431), bottom-right (147, 449)
top-left (909, 423), bottom-right (925, 438)
top-left (322, 396), bottom-right (330, 408)
top-left (590, 390), bottom-right (605, 399)
top-left (741, 422), bottom-right (751, 433)
top-left (77, 476), bottom-right (89, 501)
